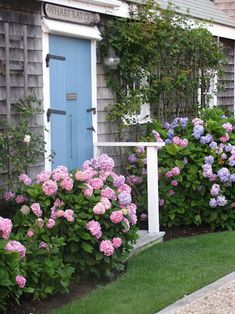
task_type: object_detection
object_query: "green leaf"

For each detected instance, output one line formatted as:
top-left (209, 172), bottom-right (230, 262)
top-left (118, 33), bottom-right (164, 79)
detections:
top-left (165, 144), bottom-right (178, 156)
top-left (81, 242), bottom-right (93, 253)
top-left (175, 160), bottom-right (184, 169)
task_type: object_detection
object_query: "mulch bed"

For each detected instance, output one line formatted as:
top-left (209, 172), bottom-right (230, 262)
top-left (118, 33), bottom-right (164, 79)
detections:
top-left (6, 225), bottom-right (216, 314)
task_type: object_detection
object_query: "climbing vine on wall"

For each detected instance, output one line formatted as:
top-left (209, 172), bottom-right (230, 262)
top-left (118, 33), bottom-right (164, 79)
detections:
top-left (101, 0), bottom-right (226, 131)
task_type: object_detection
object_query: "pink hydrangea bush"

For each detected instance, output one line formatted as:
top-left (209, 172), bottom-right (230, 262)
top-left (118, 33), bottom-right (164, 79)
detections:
top-left (0, 216), bottom-right (27, 312)
top-left (6, 154), bottom-right (137, 301)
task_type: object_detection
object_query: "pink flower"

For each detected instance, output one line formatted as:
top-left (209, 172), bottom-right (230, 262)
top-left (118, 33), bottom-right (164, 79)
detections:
top-left (86, 220), bottom-right (102, 239)
top-left (152, 130), bottom-right (164, 142)
top-left (36, 171), bottom-right (51, 184)
top-left (0, 217), bottom-right (12, 240)
top-left (19, 173), bottom-right (32, 185)
top-left (110, 211), bottom-right (123, 224)
top-left (63, 209), bottom-right (74, 222)
top-left (20, 205), bottom-right (30, 215)
top-left (220, 133), bottom-right (230, 143)
top-left (122, 217), bottom-right (130, 233)
top-left (36, 218), bottom-right (44, 228)
top-left (112, 237), bottom-right (122, 249)
top-left (180, 139), bottom-right (188, 148)
top-left (117, 184), bottom-right (132, 194)
top-left (61, 177), bottom-right (74, 191)
top-left (140, 213), bottom-right (147, 221)
top-left (4, 190), bottom-right (15, 201)
top-left (223, 122), bottom-right (233, 133)
top-left (99, 170), bottom-right (112, 182)
top-left (167, 189), bottom-right (175, 196)
top-left (26, 230), bottom-right (34, 238)
top-left (56, 209), bottom-right (64, 218)
top-left (16, 275), bottom-right (26, 288)
top-left (171, 167), bottom-right (180, 176)
top-left (50, 206), bottom-right (57, 219)
top-left (52, 166), bottom-right (69, 181)
top-left (99, 240), bottom-right (114, 256)
top-left (165, 171), bottom-right (173, 178)
top-left (75, 170), bottom-right (89, 181)
top-left (5, 240), bottom-right (26, 259)
top-left (159, 199), bottom-right (165, 206)
top-left (83, 184), bottom-right (94, 197)
top-left (172, 136), bottom-right (181, 145)
top-left (171, 180), bottom-right (178, 186)
top-left (89, 178), bottom-right (104, 190)
top-left (101, 187), bottom-right (116, 200)
top-left (54, 198), bottom-right (65, 208)
top-left (113, 175), bottom-right (125, 188)
top-left (42, 180), bottom-right (58, 196)
top-left (31, 203), bottom-right (42, 217)
top-left (192, 118), bottom-right (203, 125)
top-left (39, 241), bottom-right (48, 249)
top-left (101, 197), bottom-right (111, 210)
top-left (97, 154), bottom-right (114, 171)
top-left (93, 202), bottom-right (106, 215)
top-left (127, 203), bottom-right (137, 225)
top-left (15, 195), bottom-right (25, 204)
top-left (47, 218), bottom-right (55, 229)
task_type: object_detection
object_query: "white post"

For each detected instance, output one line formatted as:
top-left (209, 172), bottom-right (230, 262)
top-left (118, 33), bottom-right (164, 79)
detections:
top-left (147, 146), bottom-right (159, 233)
top-left (94, 142), bottom-right (164, 234)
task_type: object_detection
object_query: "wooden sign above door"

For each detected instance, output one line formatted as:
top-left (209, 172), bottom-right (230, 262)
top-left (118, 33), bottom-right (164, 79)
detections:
top-left (44, 3), bottom-right (100, 25)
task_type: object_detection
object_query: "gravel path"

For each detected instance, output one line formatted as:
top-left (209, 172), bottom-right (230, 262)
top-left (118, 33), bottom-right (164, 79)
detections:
top-left (176, 281), bottom-right (235, 314)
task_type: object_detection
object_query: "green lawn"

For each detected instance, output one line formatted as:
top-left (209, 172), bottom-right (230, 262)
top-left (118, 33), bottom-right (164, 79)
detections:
top-left (51, 231), bottom-right (235, 314)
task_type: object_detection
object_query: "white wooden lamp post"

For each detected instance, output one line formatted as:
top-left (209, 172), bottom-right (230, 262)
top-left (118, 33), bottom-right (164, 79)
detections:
top-left (94, 142), bottom-right (165, 234)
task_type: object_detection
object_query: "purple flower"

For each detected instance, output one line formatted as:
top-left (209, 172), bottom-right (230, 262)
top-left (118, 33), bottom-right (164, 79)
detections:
top-left (192, 125), bottom-right (204, 139)
top-left (229, 160), bottom-right (235, 167)
top-left (210, 184), bottom-right (220, 197)
top-left (200, 134), bottom-right (213, 145)
top-left (180, 117), bottom-right (188, 128)
top-left (118, 192), bottom-right (132, 206)
top-left (163, 122), bottom-right (170, 129)
top-left (204, 156), bottom-right (214, 165)
top-left (225, 144), bottom-right (233, 153)
top-left (221, 153), bottom-right (227, 160)
top-left (167, 129), bottom-right (174, 139)
top-left (165, 139), bottom-right (172, 144)
top-left (209, 198), bottom-right (217, 208)
top-left (217, 195), bottom-right (227, 207)
top-left (217, 167), bottom-right (230, 182)
top-left (183, 157), bottom-right (188, 165)
top-left (209, 141), bottom-right (218, 149)
top-left (128, 154), bottom-right (137, 163)
top-left (230, 174), bottom-right (235, 182)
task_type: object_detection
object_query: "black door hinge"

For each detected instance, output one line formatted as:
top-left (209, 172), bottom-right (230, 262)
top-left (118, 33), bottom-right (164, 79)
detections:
top-left (46, 54), bottom-right (65, 67)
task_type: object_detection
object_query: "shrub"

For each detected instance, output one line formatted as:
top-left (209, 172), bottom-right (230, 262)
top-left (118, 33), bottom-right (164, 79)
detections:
top-left (0, 217), bottom-right (25, 312)
top-left (127, 108), bottom-right (235, 230)
top-left (3, 154), bottom-right (138, 305)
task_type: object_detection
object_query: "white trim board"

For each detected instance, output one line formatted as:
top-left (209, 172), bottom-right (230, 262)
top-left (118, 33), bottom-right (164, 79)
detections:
top-left (42, 18), bottom-right (102, 40)
top-left (42, 18), bottom-right (100, 171)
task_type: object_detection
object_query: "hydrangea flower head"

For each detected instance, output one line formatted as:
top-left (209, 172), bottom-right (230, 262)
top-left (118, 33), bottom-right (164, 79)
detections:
top-left (99, 240), bottom-right (114, 256)
top-left (0, 217), bottom-right (12, 240)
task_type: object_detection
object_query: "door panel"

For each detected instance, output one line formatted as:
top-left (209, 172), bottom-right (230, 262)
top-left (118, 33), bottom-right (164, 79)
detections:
top-left (49, 34), bottom-right (93, 170)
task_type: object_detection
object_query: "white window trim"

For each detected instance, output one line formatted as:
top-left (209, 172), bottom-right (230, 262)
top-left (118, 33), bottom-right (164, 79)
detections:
top-left (42, 18), bottom-right (101, 171)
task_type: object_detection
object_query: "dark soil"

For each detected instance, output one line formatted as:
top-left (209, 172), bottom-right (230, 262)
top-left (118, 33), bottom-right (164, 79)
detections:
top-left (6, 225), bottom-right (216, 314)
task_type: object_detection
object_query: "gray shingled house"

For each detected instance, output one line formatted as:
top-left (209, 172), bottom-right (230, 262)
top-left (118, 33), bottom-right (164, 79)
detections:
top-left (1, 0), bottom-right (235, 191)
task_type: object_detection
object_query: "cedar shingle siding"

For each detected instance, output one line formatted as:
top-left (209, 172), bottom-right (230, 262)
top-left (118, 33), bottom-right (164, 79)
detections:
top-left (0, 0), bottom-right (43, 190)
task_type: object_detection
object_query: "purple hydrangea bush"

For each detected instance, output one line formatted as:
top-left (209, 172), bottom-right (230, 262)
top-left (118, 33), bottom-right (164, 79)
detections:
top-left (127, 108), bottom-right (235, 230)
top-left (3, 154), bottom-right (138, 303)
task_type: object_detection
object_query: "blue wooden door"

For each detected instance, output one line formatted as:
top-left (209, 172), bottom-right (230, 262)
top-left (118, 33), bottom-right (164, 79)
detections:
top-left (49, 34), bottom-right (93, 170)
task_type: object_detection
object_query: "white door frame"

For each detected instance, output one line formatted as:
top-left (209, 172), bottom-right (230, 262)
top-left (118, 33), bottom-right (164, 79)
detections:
top-left (42, 18), bottom-right (101, 171)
